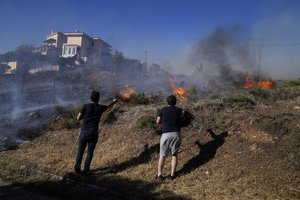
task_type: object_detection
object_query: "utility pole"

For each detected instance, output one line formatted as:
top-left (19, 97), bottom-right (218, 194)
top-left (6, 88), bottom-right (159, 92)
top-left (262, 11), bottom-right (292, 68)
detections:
top-left (144, 50), bottom-right (147, 64)
top-left (144, 50), bottom-right (148, 72)
top-left (258, 39), bottom-right (263, 81)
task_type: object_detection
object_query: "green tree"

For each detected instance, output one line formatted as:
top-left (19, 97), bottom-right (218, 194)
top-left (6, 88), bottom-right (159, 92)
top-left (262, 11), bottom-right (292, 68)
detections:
top-left (15, 45), bottom-right (36, 70)
top-left (0, 51), bottom-right (17, 63)
top-left (0, 64), bottom-right (10, 74)
top-left (11, 45), bottom-right (38, 92)
top-left (0, 45), bottom-right (54, 91)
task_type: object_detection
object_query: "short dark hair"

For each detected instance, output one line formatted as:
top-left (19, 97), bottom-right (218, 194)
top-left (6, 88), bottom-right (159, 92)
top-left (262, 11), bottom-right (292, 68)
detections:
top-left (167, 95), bottom-right (177, 106)
top-left (90, 91), bottom-right (100, 103)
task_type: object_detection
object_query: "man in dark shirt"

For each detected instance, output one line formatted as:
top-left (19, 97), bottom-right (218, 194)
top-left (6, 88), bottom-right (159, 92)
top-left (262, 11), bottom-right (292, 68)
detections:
top-left (156, 95), bottom-right (183, 180)
top-left (74, 91), bottom-right (117, 174)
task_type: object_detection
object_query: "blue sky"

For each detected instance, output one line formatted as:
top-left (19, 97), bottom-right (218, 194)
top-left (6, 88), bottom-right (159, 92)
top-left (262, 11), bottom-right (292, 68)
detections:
top-left (0, 0), bottom-right (300, 78)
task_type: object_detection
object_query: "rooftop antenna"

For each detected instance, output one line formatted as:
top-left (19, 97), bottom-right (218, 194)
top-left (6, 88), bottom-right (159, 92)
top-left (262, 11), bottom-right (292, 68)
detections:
top-left (144, 50), bottom-right (147, 64)
top-left (258, 38), bottom-right (263, 81)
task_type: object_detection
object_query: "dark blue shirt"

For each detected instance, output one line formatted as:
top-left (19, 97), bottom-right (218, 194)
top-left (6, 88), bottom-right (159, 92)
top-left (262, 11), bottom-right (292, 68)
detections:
top-left (80, 103), bottom-right (108, 133)
top-left (157, 106), bottom-right (182, 133)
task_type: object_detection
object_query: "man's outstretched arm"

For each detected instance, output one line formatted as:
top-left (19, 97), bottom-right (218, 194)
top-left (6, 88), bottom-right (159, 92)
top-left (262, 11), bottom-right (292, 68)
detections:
top-left (156, 116), bottom-right (162, 124)
top-left (77, 112), bottom-right (83, 121)
top-left (107, 98), bottom-right (118, 109)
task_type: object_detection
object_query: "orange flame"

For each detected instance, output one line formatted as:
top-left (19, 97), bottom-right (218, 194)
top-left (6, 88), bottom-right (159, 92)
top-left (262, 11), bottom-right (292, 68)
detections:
top-left (167, 78), bottom-right (188, 100)
top-left (116, 84), bottom-right (135, 101)
top-left (243, 76), bottom-right (257, 89)
top-left (243, 76), bottom-right (273, 89)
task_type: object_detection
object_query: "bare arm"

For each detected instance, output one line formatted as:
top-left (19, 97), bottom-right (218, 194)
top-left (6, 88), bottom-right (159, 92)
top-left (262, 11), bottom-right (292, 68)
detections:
top-left (107, 98), bottom-right (118, 109)
top-left (156, 116), bottom-right (161, 124)
top-left (181, 110), bottom-right (185, 117)
top-left (77, 112), bottom-right (83, 121)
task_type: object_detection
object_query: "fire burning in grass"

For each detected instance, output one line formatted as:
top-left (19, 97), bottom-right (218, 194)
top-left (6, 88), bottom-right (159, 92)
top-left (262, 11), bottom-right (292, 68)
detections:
top-left (243, 76), bottom-right (273, 89)
top-left (115, 84), bottom-right (135, 101)
top-left (167, 78), bottom-right (188, 100)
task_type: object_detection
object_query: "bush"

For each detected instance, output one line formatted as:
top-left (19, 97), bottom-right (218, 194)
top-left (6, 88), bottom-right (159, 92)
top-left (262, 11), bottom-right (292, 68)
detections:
top-left (180, 110), bottom-right (194, 127)
top-left (188, 84), bottom-right (197, 95)
top-left (17, 125), bottom-right (46, 140)
top-left (248, 88), bottom-right (270, 101)
top-left (101, 107), bottom-right (117, 124)
top-left (53, 106), bottom-right (64, 114)
top-left (148, 94), bottom-right (163, 104)
top-left (205, 101), bottom-right (225, 112)
top-left (222, 94), bottom-right (256, 108)
top-left (268, 87), bottom-right (300, 101)
top-left (136, 115), bottom-right (157, 129)
top-left (283, 78), bottom-right (300, 87)
top-left (128, 93), bottom-right (150, 105)
top-left (60, 107), bottom-right (80, 129)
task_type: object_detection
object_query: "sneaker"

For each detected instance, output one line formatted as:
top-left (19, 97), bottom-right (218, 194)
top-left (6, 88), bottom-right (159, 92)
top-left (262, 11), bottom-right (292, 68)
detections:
top-left (82, 169), bottom-right (91, 176)
top-left (168, 173), bottom-right (179, 180)
top-left (75, 168), bottom-right (81, 174)
top-left (155, 175), bottom-right (165, 181)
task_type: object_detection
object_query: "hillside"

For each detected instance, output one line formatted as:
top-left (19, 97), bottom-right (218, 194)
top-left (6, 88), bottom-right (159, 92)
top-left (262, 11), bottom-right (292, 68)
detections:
top-left (0, 86), bottom-right (300, 200)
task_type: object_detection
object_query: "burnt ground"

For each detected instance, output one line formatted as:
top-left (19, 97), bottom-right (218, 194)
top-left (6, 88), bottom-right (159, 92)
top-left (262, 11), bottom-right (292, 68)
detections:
top-left (0, 86), bottom-right (300, 200)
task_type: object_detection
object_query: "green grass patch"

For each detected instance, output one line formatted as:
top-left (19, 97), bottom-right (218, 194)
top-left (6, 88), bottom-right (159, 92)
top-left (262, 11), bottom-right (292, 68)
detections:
top-left (283, 78), bottom-right (300, 87)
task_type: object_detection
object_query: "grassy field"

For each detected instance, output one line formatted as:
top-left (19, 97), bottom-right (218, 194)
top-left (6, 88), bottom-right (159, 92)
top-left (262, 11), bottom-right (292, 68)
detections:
top-left (0, 85), bottom-right (300, 200)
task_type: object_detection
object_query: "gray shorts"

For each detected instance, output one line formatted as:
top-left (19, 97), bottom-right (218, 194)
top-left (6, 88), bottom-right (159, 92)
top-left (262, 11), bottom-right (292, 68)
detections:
top-left (160, 132), bottom-right (181, 156)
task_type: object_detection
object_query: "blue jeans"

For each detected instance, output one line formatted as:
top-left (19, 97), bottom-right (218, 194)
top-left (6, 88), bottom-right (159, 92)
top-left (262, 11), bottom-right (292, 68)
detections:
top-left (74, 130), bottom-right (98, 172)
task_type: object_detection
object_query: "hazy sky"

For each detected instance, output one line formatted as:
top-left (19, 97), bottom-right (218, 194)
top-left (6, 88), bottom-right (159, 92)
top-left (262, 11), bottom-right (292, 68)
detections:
top-left (0, 0), bottom-right (299, 78)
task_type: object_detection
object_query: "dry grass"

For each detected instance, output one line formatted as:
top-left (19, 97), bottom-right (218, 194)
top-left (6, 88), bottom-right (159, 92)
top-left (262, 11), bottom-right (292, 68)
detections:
top-left (1, 88), bottom-right (300, 199)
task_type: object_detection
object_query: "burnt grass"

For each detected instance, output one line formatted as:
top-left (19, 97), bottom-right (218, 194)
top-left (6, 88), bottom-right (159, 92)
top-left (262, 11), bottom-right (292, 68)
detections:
top-left (0, 87), bottom-right (300, 200)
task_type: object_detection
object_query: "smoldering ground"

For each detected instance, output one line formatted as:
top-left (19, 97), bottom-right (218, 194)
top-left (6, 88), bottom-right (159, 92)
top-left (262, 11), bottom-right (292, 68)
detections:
top-left (0, 63), bottom-right (189, 150)
top-left (0, 67), bottom-right (118, 150)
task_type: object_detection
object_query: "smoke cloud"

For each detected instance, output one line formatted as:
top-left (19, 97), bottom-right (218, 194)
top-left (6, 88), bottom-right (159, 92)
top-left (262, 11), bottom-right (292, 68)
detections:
top-left (252, 1), bottom-right (300, 80)
top-left (188, 25), bottom-right (253, 87)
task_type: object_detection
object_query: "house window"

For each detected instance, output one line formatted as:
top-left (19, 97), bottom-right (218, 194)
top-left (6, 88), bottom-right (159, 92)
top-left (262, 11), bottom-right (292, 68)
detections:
top-left (63, 47), bottom-right (66, 55)
top-left (68, 47), bottom-right (71, 55)
top-left (72, 47), bottom-right (76, 55)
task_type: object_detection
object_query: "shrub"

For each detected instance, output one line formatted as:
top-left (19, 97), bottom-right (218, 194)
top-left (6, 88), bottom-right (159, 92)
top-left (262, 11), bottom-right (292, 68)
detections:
top-left (17, 125), bottom-right (46, 140)
top-left (180, 110), bottom-right (194, 127)
top-left (188, 84), bottom-right (197, 95)
top-left (222, 94), bottom-right (256, 108)
top-left (148, 94), bottom-right (163, 104)
top-left (136, 115), bottom-right (157, 129)
top-left (101, 107), bottom-right (117, 124)
top-left (248, 88), bottom-right (270, 101)
top-left (128, 93), bottom-right (150, 105)
top-left (60, 107), bottom-right (80, 129)
top-left (269, 87), bottom-right (300, 101)
top-left (283, 78), bottom-right (300, 87)
top-left (27, 112), bottom-right (42, 120)
top-left (53, 106), bottom-right (64, 114)
top-left (206, 101), bottom-right (225, 112)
